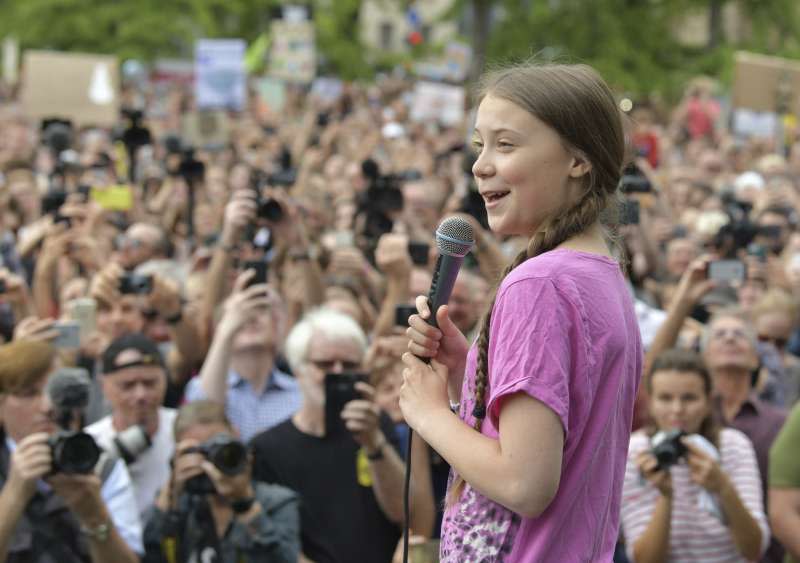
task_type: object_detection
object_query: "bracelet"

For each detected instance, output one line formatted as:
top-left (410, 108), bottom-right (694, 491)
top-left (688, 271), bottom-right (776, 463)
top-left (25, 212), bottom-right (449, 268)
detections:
top-left (365, 440), bottom-right (387, 461)
top-left (80, 521), bottom-right (111, 542)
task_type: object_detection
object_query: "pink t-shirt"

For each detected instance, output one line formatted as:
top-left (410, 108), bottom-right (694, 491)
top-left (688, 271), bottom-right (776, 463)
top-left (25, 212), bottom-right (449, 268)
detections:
top-left (440, 249), bottom-right (643, 562)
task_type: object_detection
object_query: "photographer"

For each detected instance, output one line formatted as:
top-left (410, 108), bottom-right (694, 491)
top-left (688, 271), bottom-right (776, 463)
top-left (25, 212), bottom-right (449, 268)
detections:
top-left (251, 307), bottom-right (435, 563)
top-left (143, 400), bottom-right (300, 563)
top-left (0, 340), bottom-right (142, 562)
top-left (86, 333), bottom-right (176, 516)
top-left (621, 349), bottom-right (768, 562)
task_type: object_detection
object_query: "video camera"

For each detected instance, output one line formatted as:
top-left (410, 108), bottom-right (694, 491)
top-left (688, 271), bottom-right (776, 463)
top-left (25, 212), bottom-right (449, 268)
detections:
top-left (163, 135), bottom-right (205, 185)
top-left (46, 368), bottom-right (101, 474)
top-left (651, 429), bottom-right (687, 471)
top-left (184, 434), bottom-right (249, 495)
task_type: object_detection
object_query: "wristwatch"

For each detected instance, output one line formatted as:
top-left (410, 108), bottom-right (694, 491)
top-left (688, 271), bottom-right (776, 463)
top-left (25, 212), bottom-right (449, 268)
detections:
top-left (81, 521), bottom-right (110, 542)
top-left (366, 441), bottom-right (386, 461)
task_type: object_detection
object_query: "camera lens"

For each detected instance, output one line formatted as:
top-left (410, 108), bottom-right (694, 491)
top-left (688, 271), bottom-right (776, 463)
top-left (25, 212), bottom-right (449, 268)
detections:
top-left (258, 199), bottom-right (284, 222)
top-left (211, 441), bottom-right (248, 476)
top-left (51, 431), bottom-right (101, 474)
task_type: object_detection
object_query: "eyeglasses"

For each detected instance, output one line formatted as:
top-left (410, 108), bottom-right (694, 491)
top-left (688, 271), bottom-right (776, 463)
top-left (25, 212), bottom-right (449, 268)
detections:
top-left (307, 359), bottom-right (361, 372)
top-left (709, 327), bottom-right (750, 341)
top-left (758, 334), bottom-right (788, 350)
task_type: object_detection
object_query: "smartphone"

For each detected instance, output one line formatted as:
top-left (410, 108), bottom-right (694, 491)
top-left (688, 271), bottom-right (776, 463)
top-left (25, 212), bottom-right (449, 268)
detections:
top-left (395, 304), bottom-right (417, 327)
top-left (407, 242), bottom-right (430, 266)
top-left (243, 260), bottom-right (268, 287)
top-left (620, 200), bottom-right (640, 225)
top-left (67, 298), bottom-right (97, 341)
top-left (53, 322), bottom-right (81, 349)
top-left (324, 373), bottom-right (367, 437)
top-left (708, 260), bottom-right (746, 284)
top-left (620, 163), bottom-right (652, 193)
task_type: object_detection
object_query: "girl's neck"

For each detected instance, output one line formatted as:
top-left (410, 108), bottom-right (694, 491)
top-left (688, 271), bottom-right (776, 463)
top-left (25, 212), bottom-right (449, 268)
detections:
top-left (555, 222), bottom-right (612, 258)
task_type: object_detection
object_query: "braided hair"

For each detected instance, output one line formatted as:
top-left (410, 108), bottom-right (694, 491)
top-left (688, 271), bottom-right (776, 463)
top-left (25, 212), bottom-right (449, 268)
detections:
top-left (447, 61), bottom-right (626, 506)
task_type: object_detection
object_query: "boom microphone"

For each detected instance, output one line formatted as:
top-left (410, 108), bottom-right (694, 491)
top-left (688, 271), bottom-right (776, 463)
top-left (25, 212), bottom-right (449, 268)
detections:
top-left (426, 216), bottom-right (475, 328)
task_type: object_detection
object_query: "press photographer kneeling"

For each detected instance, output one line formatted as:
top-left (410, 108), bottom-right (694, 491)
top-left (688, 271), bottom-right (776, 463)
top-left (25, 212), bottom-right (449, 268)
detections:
top-left (143, 400), bottom-right (300, 563)
top-left (0, 340), bottom-right (142, 563)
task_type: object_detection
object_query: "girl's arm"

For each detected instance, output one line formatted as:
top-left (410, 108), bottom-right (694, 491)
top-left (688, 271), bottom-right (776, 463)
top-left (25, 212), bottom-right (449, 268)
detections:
top-left (417, 391), bottom-right (563, 518)
top-left (631, 495), bottom-right (672, 563)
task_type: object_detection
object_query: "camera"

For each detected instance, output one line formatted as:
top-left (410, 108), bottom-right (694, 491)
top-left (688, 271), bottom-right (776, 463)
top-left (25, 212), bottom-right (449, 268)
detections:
top-left (48, 430), bottom-right (102, 474)
top-left (620, 163), bottom-right (652, 193)
top-left (651, 429), bottom-right (687, 471)
top-left (45, 368), bottom-right (102, 473)
top-left (119, 273), bottom-right (153, 295)
top-left (184, 434), bottom-right (248, 495)
top-left (108, 425), bottom-right (152, 465)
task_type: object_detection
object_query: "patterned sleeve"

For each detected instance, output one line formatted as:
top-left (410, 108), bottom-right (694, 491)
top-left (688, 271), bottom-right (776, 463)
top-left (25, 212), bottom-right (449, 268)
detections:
top-left (619, 432), bottom-right (658, 561)
top-left (721, 429), bottom-right (770, 556)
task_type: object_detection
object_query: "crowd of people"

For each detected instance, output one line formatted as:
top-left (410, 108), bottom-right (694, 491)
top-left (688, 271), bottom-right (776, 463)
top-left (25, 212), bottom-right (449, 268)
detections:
top-left (0, 60), bottom-right (797, 563)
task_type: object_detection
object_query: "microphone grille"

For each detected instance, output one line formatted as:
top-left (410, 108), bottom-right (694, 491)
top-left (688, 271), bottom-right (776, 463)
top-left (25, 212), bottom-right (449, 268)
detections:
top-left (435, 216), bottom-right (475, 257)
top-left (46, 367), bottom-right (92, 410)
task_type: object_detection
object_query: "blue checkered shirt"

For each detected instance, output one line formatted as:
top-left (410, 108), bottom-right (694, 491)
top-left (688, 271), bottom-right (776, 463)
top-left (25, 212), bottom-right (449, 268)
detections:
top-left (184, 368), bottom-right (303, 443)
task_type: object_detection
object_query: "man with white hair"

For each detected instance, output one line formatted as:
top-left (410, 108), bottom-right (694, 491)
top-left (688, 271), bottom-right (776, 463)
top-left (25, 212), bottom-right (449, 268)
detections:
top-left (250, 307), bottom-right (433, 563)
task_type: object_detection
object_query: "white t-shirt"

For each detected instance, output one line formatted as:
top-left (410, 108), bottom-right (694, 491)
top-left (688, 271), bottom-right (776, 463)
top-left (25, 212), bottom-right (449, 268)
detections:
top-left (87, 407), bottom-right (177, 517)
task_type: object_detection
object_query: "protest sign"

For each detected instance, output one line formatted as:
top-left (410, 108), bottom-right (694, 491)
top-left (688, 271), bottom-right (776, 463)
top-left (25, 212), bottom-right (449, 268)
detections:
top-left (268, 20), bottom-right (316, 84)
top-left (182, 110), bottom-right (231, 150)
top-left (3, 37), bottom-right (19, 85)
top-left (21, 50), bottom-right (119, 127)
top-left (732, 51), bottom-right (800, 115)
top-left (256, 77), bottom-right (287, 113)
top-left (410, 81), bottom-right (465, 127)
top-left (311, 77), bottom-right (343, 105)
top-left (195, 39), bottom-right (247, 111)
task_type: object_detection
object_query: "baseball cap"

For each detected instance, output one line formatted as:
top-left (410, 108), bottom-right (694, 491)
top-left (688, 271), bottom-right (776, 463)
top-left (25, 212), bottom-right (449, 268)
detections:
top-left (101, 333), bottom-right (164, 375)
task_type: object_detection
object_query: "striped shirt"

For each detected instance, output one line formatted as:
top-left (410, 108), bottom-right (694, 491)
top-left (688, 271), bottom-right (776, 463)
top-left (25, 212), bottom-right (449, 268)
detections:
top-left (621, 428), bottom-right (769, 562)
top-left (184, 368), bottom-right (303, 443)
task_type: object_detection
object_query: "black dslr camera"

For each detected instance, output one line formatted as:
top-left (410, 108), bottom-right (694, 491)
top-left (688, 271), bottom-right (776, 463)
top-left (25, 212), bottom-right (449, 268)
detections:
top-left (184, 434), bottom-right (248, 495)
top-left (651, 429), bottom-right (688, 471)
top-left (46, 368), bottom-right (101, 474)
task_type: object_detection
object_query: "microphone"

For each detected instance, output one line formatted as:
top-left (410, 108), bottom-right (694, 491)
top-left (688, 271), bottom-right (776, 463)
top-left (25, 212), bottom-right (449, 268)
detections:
top-left (46, 368), bottom-right (91, 427)
top-left (426, 216), bottom-right (475, 329)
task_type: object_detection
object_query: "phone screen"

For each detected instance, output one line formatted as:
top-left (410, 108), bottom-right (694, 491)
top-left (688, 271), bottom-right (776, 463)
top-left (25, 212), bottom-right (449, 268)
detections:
top-left (708, 260), bottom-right (746, 284)
top-left (243, 260), bottom-right (268, 287)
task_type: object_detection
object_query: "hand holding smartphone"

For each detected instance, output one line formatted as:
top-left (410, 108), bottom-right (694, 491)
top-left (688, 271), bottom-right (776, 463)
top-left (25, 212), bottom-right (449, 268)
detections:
top-left (324, 373), bottom-right (367, 437)
top-left (708, 260), bottom-right (746, 284)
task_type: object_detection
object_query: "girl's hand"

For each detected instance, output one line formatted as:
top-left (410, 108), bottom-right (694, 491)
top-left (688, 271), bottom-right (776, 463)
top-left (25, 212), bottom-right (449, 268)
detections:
top-left (636, 451), bottom-right (673, 498)
top-left (399, 353), bottom-right (450, 434)
top-left (682, 438), bottom-right (727, 494)
top-left (406, 299), bottom-right (468, 375)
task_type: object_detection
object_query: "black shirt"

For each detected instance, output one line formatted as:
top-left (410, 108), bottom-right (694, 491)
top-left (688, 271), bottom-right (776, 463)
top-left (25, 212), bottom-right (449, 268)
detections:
top-left (250, 416), bottom-right (401, 563)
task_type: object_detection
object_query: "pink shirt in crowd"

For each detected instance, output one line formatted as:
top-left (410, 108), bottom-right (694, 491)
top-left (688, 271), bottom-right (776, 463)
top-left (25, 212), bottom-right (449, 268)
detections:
top-left (440, 249), bottom-right (643, 562)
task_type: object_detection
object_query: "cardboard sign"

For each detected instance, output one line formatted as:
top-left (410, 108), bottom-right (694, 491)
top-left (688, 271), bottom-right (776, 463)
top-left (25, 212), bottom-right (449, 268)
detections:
top-left (410, 81), bottom-right (465, 127)
top-left (195, 39), bottom-right (247, 111)
top-left (21, 50), bottom-right (119, 127)
top-left (181, 110), bottom-right (230, 150)
top-left (732, 51), bottom-right (800, 115)
top-left (268, 20), bottom-right (316, 84)
top-left (256, 77), bottom-right (287, 113)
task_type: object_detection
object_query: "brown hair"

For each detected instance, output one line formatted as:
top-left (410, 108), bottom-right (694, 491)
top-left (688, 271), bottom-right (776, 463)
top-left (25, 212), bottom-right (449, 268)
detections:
top-left (450, 62), bottom-right (625, 504)
top-left (646, 348), bottom-right (720, 446)
top-left (173, 400), bottom-right (232, 440)
top-left (0, 340), bottom-right (57, 395)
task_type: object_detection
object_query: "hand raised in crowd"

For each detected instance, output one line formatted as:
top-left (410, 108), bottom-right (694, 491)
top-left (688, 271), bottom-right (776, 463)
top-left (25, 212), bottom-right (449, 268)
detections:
top-left (635, 451), bottom-right (673, 498)
top-left (375, 233), bottom-right (412, 281)
top-left (158, 439), bottom-right (206, 510)
top-left (341, 382), bottom-right (386, 451)
top-left (5, 432), bottom-right (53, 503)
top-left (67, 235), bottom-right (102, 272)
top-left (673, 255), bottom-right (718, 308)
top-left (200, 456), bottom-right (255, 504)
top-left (682, 438), bottom-right (728, 494)
top-left (216, 270), bottom-right (276, 338)
top-left (221, 189), bottom-right (257, 247)
top-left (90, 262), bottom-right (125, 305)
top-left (12, 316), bottom-right (58, 343)
top-left (0, 268), bottom-right (30, 306)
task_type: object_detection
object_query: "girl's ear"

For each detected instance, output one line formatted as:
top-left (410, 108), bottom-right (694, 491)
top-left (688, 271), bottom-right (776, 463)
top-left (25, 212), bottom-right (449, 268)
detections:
top-left (569, 155), bottom-right (592, 179)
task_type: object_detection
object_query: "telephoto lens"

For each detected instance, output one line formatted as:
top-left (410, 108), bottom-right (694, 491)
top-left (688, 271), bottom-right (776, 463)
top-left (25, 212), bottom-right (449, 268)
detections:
top-left (183, 434), bottom-right (248, 495)
top-left (110, 425), bottom-right (152, 464)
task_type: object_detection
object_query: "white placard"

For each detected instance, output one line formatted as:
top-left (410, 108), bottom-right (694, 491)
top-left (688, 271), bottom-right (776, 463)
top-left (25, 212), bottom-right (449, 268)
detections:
top-left (195, 39), bottom-right (247, 111)
top-left (410, 81), bottom-right (465, 127)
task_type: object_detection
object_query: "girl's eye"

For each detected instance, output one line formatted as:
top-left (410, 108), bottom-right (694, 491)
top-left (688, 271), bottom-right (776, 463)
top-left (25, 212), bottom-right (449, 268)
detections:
top-left (498, 141), bottom-right (514, 148)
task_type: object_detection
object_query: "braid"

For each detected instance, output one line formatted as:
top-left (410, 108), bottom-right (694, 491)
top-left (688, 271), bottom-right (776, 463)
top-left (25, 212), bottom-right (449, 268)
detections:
top-left (447, 190), bottom-right (607, 507)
